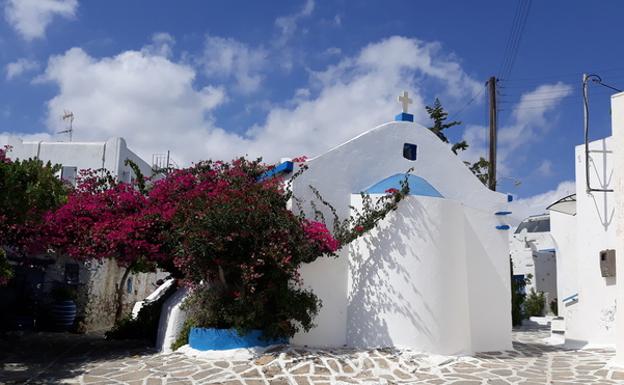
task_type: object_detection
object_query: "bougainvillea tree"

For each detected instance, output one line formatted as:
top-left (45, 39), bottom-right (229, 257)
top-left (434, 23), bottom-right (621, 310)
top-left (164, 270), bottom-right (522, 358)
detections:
top-left (44, 165), bottom-right (169, 321)
top-left (171, 158), bottom-right (410, 340)
top-left (0, 146), bottom-right (68, 284)
top-left (44, 156), bottom-right (410, 339)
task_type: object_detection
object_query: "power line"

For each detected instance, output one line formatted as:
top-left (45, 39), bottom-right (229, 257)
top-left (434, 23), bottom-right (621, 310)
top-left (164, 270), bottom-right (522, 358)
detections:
top-left (448, 85), bottom-right (486, 121)
top-left (498, 0), bottom-right (532, 80)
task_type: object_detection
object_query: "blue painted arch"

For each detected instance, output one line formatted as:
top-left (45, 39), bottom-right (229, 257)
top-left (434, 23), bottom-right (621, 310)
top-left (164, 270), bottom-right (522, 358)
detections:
top-left (361, 174), bottom-right (443, 198)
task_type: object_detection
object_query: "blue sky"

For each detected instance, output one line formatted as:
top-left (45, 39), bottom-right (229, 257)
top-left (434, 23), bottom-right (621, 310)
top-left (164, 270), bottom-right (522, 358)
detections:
top-left (1, 0), bottom-right (623, 216)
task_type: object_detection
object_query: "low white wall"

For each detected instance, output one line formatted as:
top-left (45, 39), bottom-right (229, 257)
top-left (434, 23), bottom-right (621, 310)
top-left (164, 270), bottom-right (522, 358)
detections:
top-left (345, 195), bottom-right (510, 355)
top-left (462, 206), bottom-right (512, 352)
top-left (346, 195), bottom-right (471, 355)
top-left (550, 211), bottom-right (580, 335)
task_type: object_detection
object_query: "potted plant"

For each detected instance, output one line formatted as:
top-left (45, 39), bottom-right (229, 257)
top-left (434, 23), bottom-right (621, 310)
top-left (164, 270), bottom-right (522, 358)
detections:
top-left (50, 285), bottom-right (77, 331)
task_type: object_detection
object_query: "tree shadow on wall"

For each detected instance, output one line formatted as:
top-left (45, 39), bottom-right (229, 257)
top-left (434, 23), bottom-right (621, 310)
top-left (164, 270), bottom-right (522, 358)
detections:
top-left (347, 199), bottom-right (444, 349)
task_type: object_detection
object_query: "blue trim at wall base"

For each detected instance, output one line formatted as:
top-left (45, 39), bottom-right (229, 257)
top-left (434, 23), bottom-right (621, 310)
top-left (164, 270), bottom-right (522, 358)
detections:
top-left (189, 328), bottom-right (288, 351)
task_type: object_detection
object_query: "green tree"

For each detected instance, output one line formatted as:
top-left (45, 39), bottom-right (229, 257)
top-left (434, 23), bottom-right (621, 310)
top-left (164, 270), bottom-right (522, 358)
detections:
top-left (425, 98), bottom-right (466, 153)
top-left (425, 99), bottom-right (489, 185)
top-left (0, 146), bottom-right (68, 263)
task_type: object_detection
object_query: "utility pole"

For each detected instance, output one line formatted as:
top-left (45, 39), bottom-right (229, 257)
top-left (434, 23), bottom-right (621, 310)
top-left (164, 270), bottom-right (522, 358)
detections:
top-left (487, 76), bottom-right (498, 191)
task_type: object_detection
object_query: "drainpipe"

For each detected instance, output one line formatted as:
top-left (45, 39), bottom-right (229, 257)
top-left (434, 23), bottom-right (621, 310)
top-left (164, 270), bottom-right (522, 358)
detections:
top-left (101, 142), bottom-right (107, 170)
top-left (583, 73), bottom-right (614, 193)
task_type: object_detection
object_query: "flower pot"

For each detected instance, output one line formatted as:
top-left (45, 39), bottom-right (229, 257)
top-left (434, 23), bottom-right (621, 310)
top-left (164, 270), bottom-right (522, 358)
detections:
top-left (189, 328), bottom-right (287, 351)
top-left (51, 300), bottom-right (76, 331)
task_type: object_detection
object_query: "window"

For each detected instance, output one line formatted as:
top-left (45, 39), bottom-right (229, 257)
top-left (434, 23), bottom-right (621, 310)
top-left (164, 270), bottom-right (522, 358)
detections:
top-left (514, 218), bottom-right (550, 234)
top-left (403, 143), bottom-right (417, 161)
top-left (60, 166), bottom-right (78, 186)
top-left (64, 263), bottom-right (79, 285)
top-left (126, 277), bottom-right (133, 294)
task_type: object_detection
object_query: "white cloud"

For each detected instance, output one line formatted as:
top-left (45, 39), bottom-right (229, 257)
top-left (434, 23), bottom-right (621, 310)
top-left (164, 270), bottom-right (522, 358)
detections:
top-left (141, 32), bottom-right (176, 59)
top-left (5, 58), bottom-right (39, 80)
top-left (2, 35), bottom-right (481, 167)
top-left (510, 180), bottom-right (575, 222)
top-left (4, 0), bottom-right (78, 41)
top-left (198, 35), bottom-right (268, 94)
top-left (536, 159), bottom-right (553, 177)
top-left (274, 0), bottom-right (315, 46)
top-left (324, 47), bottom-right (342, 56)
top-left (460, 82), bottom-right (573, 176)
top-left (14, 45), bottom-right (226, 165)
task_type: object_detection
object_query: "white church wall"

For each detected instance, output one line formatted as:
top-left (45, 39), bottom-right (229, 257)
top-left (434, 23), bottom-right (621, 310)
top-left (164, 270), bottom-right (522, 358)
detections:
top-left (346, 195), bottom-right (472, 355)
top-left (291, 120), bottom-right (510, 349)
top-left (462, 206), bottom-right (513, 352)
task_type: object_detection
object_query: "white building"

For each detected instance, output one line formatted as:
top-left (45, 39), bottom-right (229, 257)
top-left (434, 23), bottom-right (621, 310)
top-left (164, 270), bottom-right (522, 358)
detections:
top-left (3, 136), bottom-right (159, 332)
top-left (510, 214), bottom-right (557, 313)
top-left (288, 111), bottom-right (513, 355)
top-left (548, 99), bottom-right (620, 351)
top-left (5, 136), bottom-right (152, 185)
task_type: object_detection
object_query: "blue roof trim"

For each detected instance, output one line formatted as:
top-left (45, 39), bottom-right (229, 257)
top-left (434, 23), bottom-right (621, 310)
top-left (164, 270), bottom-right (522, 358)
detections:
top-left (257, 161), bottom-right (294, 182)
top-left (361, 174), bottom-right (443, 198)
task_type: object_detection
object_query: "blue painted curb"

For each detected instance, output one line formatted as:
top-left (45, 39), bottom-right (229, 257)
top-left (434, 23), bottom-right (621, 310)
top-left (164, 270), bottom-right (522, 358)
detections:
top-left (189, 328), bottom-right (288, 351)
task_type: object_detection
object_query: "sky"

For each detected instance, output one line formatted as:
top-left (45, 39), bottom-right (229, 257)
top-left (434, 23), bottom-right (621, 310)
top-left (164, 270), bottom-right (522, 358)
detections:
top-left (1, 0), bottom-right (623, 219)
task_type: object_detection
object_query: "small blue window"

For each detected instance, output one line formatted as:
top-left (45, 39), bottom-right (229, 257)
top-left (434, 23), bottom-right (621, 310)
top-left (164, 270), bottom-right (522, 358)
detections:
top-left (126, 277), bottom-right (133, 294)
top-left (403, 143), bottom-right (417, 161)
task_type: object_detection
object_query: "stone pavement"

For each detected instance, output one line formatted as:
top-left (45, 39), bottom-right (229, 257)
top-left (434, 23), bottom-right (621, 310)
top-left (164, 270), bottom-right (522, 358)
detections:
top-left (2, 324), bottom-right (624, 384)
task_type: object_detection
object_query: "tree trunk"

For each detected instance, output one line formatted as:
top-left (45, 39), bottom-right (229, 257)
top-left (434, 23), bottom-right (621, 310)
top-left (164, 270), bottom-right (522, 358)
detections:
top-left (115, 266), bottom-right (132, 322)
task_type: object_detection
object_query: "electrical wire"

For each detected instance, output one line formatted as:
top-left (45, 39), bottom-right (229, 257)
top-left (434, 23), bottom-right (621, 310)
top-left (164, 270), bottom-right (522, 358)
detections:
top-left (447, 85), bottom-right (486, 121)
top-left (498, 0), bottom-right (532, 80)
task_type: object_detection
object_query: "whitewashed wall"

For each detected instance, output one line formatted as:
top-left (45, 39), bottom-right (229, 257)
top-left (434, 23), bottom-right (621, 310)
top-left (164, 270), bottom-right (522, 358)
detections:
top-left (5, 136), bottom-right (152, 180)
top-left (611, 92), bottom-right (624, 366)
top-left (346, 195), bottom-right (511, 355)
top-left (291, 121), bottom-right (511, 353)
top-left (510, 226), bottom-right (557, 312)
top-left (572, 137), bottom-right (616, 346)
top-left (550, 211), bottom-right (580, 335)
top-left (551, 137), bottom-right (617, 347)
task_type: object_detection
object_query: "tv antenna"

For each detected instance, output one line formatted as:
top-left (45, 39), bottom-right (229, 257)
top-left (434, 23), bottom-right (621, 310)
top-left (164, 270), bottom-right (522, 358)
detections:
top-left (58, 110), bottom-right (74, 141)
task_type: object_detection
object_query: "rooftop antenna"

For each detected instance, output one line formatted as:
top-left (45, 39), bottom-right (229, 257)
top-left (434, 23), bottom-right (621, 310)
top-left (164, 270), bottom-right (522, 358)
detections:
top-left (58, 110), bottom-right (74, 141)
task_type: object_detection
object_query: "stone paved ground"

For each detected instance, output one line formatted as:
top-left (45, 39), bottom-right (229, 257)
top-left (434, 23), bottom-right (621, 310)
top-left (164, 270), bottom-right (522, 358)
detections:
top-left (2, 324), bottom-right (624, 384)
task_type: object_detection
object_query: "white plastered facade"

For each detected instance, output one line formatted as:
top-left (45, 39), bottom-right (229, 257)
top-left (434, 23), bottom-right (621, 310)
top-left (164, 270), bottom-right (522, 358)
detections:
top-left (290, 120), bottom-right (512, 355)
top-left (551, 98), bottom-right (623, 349)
